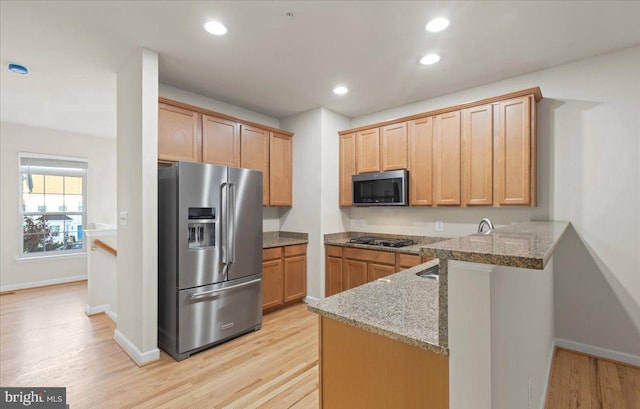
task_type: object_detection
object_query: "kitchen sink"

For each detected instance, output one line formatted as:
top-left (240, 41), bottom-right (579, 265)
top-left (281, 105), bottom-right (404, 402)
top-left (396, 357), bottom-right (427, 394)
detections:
top-left (416, 265), bottom-right (439, 280)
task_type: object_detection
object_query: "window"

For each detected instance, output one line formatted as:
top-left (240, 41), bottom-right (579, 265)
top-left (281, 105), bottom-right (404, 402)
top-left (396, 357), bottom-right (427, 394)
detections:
top-left (19, 154), bottom-right (88, 257)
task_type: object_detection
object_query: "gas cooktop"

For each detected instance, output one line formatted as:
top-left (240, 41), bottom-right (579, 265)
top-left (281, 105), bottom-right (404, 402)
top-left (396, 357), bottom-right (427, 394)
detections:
top-left (348, 236), bottom-right (415, 248)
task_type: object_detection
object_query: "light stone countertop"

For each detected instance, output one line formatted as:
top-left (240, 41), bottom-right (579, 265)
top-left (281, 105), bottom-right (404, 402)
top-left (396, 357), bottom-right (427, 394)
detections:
top-left (308, 258), bottom-right (447, 356)
top-left (420, 221), bottom-right (570, 269)
top-left (262, 231), bottom-right (308, 249)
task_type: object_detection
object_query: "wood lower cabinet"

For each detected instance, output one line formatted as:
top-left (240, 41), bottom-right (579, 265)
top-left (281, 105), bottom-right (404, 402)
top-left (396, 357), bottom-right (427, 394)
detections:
top-left (240, 125), bottom-right (269, 206)
top-left (408, 117), bottom-right (434, 206)
top-left (202, 114), bottom-right (240, 167)
top-left (262, 247), bottom-right (284, 311)
top-left (462, 104), bottom-right (493, 206)
top-left (158, 103), bottom-right (201, 162)
top-left (327, 246), bottom-right (422, 296)
top-left (433, 111), bottom-right (461, 206)
top-left (325, 246), bottom-right (344, 297)
top-left (495, 95), bottom-right (535, 206)
top-left (320, 316), bottom-right (449, 409)
top-left (381, 122), bottom-right (408, 171)
top-left (263, 244), bottom-right (307, 313)
top-left (269, 132), bottom-right (293, 207)
top-left (356, 128), bottom-right (381, 173)
top-left (339, 133), bottom-right (356, 207)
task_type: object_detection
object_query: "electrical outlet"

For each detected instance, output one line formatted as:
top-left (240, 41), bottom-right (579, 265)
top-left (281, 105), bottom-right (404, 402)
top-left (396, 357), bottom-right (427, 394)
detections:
top-left (435, 221), bottom-right (444, 231)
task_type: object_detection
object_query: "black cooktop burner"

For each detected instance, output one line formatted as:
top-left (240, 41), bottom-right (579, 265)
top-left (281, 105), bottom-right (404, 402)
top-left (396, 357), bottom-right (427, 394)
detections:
top-left (348, 236), bottom-right (415, 248)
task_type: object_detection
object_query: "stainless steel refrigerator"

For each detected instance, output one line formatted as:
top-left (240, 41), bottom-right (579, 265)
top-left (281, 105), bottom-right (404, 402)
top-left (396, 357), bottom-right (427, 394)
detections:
top-left (158, 161), bottom-right (263, 361)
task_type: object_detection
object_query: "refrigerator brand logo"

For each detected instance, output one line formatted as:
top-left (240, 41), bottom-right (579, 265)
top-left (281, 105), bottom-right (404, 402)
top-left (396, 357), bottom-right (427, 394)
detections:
top-left (1, 387), bottom-right (67, 408)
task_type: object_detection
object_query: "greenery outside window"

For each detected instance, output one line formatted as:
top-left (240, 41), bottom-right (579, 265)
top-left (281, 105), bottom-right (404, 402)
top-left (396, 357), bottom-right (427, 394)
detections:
top-left (19, 154), bottom-right (88, 257)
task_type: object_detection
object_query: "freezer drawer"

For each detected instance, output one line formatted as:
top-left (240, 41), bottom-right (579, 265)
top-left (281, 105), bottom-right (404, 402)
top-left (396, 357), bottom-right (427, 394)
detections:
top-left (177, 275), bottom-right (262, 354)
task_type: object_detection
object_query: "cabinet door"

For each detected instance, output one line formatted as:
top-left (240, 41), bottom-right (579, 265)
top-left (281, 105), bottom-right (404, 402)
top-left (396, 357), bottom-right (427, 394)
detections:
top-left (158, 103), bottom-right (201, 162)
top-left (381, 122), bottom-right (408, 171)
top-left (240, 125), bottom-right (270, 206)
top-left (408, 117), bottom-right (433, 206)
top-left (284, 255), bottom-right (306, 302)
top-left (433, 111), bottom-right (461, 206)
top-left (462, 104), bottom-right (493, 206)
top-left (356, 128), bottom-right (380, 173)
top-left (339, 133), bottom-right (356, 207)
top-left (343, 259), bottom-right (368, 290)
top-left (367, 263), bottom-right (395, 282)
top-left (262, 259), bottom-right (283, 310)
top-left (326, 256), bottom-right (343, 297)
top-left (202, 115), bottom-right (240, 167)
top-left (269, 132), bottom-right (293, 206)
top-left (495, 96), bottom-right (532, 205)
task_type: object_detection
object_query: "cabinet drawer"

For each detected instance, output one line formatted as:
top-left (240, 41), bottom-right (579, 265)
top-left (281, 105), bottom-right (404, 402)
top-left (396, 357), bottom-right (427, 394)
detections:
top-left (397, 253), bottom-right (422, 269)
top-left (263, 247), bottom-right (282, 261)
top-left (284, 244), bottom-right (307, 257)
top-left (325, 245), bottom-right (343, 258)
top-left (343, 247), bottom-right (395, 265)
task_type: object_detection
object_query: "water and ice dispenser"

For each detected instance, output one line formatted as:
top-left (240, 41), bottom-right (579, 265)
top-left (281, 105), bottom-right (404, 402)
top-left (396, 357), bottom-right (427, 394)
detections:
top-left (187, 207), bottom-right (215, 249)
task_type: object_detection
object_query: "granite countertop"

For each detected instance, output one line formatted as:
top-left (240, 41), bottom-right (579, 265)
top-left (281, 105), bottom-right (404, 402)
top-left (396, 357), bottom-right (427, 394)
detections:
top-left (263, 231), bottom-right (308, 249)
top-left (421, 221), bottom-right (569, 270)
top-left (324, 232), bottom-right (448, 255)
top-left (308, 258), bottom-right (447, 356)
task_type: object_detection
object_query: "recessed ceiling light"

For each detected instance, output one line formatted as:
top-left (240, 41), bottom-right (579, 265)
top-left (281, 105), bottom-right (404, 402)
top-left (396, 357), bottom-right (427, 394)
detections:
top-left (204, 21), bottom-right (227, 36)
top-left (426, 17), bottom-right (449, 33)
top-left (420, 54), bottom-right (441, 65)
top-left (8, 63), bottom-right (29, 75)
top-left (333, 86), bottom-right (348, 95)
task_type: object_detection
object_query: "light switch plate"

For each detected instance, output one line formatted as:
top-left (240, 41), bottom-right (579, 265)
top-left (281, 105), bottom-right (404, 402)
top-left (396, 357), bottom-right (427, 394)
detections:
top-left (435, 221), bottom-right (444, 231)
top-left (119, 211), bottom-right (128, 226)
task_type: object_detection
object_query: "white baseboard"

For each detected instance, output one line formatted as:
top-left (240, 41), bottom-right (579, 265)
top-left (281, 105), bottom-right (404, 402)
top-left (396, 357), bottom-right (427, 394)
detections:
top-left (303, 295), bottom-right (320, 304)
top-left (113, 329), bottom-right (160, 366)
top-left (1, 275), bottom-right (87, 292)
top-left (85, 303), bottom-right (109, 316)
top-left (539, 342), bottom-right (556, 409)
top-left (106, 310), bottom-right (117, 323)
top-left (555, 338), bottom-right (640, 367)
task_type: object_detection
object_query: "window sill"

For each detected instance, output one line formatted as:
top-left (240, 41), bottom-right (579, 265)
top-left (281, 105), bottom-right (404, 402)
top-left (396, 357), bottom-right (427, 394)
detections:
top-left (16, 252), bottom-right (87, 263)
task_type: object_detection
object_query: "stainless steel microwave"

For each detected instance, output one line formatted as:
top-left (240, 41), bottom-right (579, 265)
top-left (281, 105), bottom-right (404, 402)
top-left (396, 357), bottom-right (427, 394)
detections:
top-left (352, 170), bottom-right (408, 206)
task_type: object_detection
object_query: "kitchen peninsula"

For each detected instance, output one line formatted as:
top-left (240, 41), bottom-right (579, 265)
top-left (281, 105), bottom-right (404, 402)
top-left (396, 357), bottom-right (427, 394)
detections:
top-left (310, 220), bottom-right (569, 409)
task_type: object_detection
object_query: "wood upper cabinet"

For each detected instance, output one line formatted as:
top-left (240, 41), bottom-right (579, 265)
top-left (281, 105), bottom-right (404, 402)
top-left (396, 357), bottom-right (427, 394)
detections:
top-left (381, 122), bottom-right (408, 171)
top-left (158, 103), bottom-right (201, 162)
top-left (339, 133), bottom-right (356, 207)
top-left (269, 132), bottom-right (293, 207)
top-left (240, 125), bottom-right (270, 206)
top-left (433, 111), bottom-right (461, 206)
top-left (408, 117), bottom-right (434, 206)
top-left (202, 115), bottom-right (240, 167)
top-left (462, 104), bottom-right (493, 206)
top-left (495, 96), bottom-right (534, 206)
top-left (356, 128), bottom-right (381, 173)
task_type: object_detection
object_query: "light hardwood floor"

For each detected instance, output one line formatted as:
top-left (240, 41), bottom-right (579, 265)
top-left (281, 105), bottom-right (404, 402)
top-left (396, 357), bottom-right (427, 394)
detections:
top-left (0, 281), bottom-right (319, 409)
top-left (545, 347), bottom-right (640, 409)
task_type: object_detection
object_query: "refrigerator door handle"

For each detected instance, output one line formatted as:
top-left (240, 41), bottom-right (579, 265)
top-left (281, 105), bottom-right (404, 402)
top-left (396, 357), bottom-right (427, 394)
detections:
top-left (220, 182), bottom-right (228, 265)
top-left (188, 278), bottom-right (261, 300)
top-left (229, 182), bottom-right (236, 264)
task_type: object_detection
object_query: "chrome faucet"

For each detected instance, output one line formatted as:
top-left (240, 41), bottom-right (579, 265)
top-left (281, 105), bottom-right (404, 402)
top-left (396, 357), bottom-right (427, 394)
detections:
top-left (478, 218), bottom-right (495, 234)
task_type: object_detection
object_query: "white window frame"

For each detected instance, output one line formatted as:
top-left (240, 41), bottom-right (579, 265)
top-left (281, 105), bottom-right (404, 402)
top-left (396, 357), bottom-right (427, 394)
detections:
top-left (18, 153), bottom-right (88, 259)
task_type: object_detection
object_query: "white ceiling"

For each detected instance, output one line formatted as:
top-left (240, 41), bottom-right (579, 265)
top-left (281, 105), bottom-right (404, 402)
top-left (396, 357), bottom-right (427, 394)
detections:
top-left (2, 1), bottom-right (640, 138)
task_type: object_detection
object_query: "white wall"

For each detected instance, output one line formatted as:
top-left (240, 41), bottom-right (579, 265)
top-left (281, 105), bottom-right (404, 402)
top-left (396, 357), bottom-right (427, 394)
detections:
top-left (280, 109), bottom-right (323, 299)
top-left (345, 46), bottom-right (640, 357)
top-left (158, 84), bottom-right (283, 230)
top-left (0, 121), bottom-right (117, 290)
top-left (115, 48), bottom-right (159, 363)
